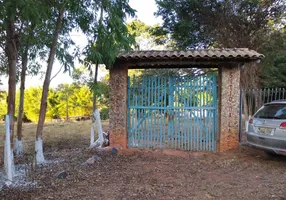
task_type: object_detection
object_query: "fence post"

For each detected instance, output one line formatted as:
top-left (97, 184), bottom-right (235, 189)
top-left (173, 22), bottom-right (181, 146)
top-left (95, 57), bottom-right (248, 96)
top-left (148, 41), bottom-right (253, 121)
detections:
top-left (4, 114), bottom-right (13, 182)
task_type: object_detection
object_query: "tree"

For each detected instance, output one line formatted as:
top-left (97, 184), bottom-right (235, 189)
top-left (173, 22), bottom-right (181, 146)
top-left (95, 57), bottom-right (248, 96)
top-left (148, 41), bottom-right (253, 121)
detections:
top-left (262, 56), bottom-right (286, 88)
top-left (70, 86), bottom-right (93, 116)
top-left (260, 28), bottom-right (286, 88)
top-left (23, 87), bottom-right (42, 122)
top-left (0, 0), bottom-right (50, 156)
top-left (15, 4), bottom-right (52, 155)
top-left (83, 0), bottom-right (136, 147)
top-left (35, 3), bottom-right (65, 164)
top-left (155, 0), bottom-right (286, 87)
top-left (85, 0), bottom-right (135, 109)
top-left (1, 0), bottom-right (19, 151)
top-left (34, 0), bottom-right (102, 163)
top-left (15, 24), bottom-right (41, 156)
top-left (56, 83), bottom-right (74, 120)
top-left (156, 0), bottom-right (285, 49)
top-left (127, 19), bottom-right (169, 50)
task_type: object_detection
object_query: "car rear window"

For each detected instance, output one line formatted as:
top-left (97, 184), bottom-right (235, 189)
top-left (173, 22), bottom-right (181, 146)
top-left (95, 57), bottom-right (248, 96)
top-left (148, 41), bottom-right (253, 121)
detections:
top-left (254, 104), bottom-right (286, 119)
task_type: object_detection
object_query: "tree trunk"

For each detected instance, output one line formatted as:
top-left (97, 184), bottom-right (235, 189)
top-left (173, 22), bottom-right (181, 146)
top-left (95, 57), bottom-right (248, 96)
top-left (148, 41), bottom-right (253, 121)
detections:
top-left (35, 9), bottom-right (64, 164)
top-left (5, 14), bottom-right (17, 150)
top-left (92, 63), bottom-right (99, 112)
top-left (15, 51), bottom-right (28, 156)
top-left (15, 24), bottom-right (35, 156)
top-left (90, 63), bottom-right (99, 146)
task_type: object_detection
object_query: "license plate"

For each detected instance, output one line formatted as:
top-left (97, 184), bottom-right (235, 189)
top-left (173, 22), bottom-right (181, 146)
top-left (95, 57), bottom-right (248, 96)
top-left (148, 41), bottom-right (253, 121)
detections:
top-left (257, 127), bottom-right (273, 135)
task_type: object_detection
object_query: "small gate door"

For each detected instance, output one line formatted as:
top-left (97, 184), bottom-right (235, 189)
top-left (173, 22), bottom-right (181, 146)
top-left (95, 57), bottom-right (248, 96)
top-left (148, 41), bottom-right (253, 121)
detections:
top-left (127, 75), bottom-right (217, 151)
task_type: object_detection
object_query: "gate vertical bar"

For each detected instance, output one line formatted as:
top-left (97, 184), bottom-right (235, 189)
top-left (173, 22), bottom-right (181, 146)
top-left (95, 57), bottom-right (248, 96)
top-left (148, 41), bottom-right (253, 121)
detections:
top-left (190, 76), bottom-right (193, 150)
top-left (200, 76), bottom-right (203, 150)
top-left (131, 76), bottom-right (135, 147)
top-left (213, 75), bottom-right (217, 151)
top-left (194, 76), bottom-right (198, 151)
top-left (159, 76), bottom-right (163, 148)
top-left (205, 76), bottom-right (209, 151)
top-left (164, 77), bottom-right (167, 148)
top-left (143, 77), bottom-right (147, 148)
top-left (168, 77), bottom-right (174, 148)
top-left (134, 76), bottom-right (138, 147)
top-left (146, 77), bottom-right (150, 148)
top-left (183, 77), bottom-right (187, 150)
top-left (127, 77), bottom-right (131, 147)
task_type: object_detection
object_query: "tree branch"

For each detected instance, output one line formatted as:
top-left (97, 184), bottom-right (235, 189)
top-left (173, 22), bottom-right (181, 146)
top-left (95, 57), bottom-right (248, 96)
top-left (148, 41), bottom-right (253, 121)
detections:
top-left (50, 64), bottom-right (63, 82)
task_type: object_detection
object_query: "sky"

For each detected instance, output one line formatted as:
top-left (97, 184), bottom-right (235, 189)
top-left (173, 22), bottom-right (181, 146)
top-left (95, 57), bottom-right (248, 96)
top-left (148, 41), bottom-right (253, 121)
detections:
top-left (0, 0), bottom-right (162, 91)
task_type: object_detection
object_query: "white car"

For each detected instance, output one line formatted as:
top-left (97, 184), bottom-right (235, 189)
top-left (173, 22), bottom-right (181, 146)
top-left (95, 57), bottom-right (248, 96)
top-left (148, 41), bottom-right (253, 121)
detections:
top-left (247, 100), bottom-right (286, 156)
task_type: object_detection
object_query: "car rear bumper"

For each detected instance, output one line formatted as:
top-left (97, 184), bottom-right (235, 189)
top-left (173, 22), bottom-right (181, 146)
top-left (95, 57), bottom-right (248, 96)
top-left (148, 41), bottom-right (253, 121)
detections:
top-left (246, 131), bottom-right (286, 155)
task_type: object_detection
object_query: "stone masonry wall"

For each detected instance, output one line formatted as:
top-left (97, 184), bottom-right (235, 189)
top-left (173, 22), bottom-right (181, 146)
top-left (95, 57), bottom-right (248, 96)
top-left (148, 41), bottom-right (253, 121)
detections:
top-left (219, 65), bottom-right (241, 152)
top-left (109, 66), bottom-right (128, 149)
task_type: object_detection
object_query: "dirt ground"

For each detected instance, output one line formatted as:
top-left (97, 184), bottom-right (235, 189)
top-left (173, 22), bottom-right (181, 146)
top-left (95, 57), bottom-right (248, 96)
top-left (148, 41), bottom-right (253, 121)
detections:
top-left (1, 145), bottom-right (286, 200)
top-left (1, 121), bottom-right (286, 199)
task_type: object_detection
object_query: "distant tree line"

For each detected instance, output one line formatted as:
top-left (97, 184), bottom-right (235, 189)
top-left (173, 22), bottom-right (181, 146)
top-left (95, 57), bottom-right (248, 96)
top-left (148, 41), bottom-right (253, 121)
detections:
top-left (0, 81), bottom-right (109, 123)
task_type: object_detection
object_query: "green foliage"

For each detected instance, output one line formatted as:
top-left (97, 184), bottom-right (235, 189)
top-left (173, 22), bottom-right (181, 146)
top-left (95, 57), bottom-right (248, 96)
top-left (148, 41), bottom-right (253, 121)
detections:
top-left (88, 81), bottom-right (110, 106)
top-left (100, 107), bottom-right (109, 120)
top-left (71, 66), bottom-right (91, 85)
top-left (155, 0), bottom-right (286, 49)
top-left (127, 19), bottom-right (151, 38)
top-left (262, 55), bottom-right (286, 88)
top-left (260, 29), bottom-right (286, 88)
top-left (69, 85), bottom-right (93, 116)
top-left (84, 0), bottom-right (136, 69)
top-left (0, 82), bottom-right (109, 123)
top-left (0, 0), bottom-right (137, 125)
top-left (23, 87), bottom-right (42, 122)
top-left (127, 19), bottom-right (170, 50)
top-left (155, 0), bottom-right (286, 88)
top-left (0, 91), bottom-right (7, 120)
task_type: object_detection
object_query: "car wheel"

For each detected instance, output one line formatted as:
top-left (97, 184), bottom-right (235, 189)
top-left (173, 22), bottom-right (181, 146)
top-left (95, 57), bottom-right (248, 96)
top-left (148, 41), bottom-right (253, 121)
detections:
top-left (264, 150), bottom-right (279, 157)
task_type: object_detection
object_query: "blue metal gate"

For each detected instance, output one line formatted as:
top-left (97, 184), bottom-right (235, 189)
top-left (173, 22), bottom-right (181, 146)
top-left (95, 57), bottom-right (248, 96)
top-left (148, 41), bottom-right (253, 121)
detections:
top-left (127, 75), bottom-right (217, 151)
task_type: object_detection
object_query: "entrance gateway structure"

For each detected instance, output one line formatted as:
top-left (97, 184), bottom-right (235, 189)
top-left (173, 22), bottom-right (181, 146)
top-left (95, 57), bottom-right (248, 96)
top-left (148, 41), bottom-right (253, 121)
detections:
top-left (108, 49), bottom-right (263, 152)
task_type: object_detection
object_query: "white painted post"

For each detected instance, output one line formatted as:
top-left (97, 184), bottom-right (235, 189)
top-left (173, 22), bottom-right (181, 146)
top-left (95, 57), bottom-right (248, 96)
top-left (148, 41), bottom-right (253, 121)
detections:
top-left (4, 115), bottom-right (13, 182)
top-left (90, 121), bottom-right (95, 146)
top-left (35, 138), bottom-right (45, 164)
top-left (95, 109), bottom-right (104, 146)
top-left (90, 109), bottom-right (104, 148)
top-left (14, 137), bottom-right (23, 156)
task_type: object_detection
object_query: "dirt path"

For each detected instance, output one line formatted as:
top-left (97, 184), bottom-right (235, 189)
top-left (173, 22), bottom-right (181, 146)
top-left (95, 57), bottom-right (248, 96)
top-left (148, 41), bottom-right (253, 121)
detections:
top-left (1, 146), bottom-right (286, 200)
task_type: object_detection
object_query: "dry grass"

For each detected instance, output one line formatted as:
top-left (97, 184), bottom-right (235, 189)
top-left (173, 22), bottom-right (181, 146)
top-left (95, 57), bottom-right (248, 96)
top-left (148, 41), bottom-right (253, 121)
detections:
top-left (0, 120), bottom-right (109, 167)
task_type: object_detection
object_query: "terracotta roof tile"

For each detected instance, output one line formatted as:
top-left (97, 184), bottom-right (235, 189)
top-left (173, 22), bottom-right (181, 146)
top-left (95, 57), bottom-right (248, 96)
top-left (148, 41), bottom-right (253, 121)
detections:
top-left (117, 48), bottom-right (264, 61)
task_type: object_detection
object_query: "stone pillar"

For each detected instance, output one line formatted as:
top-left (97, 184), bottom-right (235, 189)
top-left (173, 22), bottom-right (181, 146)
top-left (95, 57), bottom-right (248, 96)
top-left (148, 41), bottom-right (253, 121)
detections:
top-left (109, 66), bottom-right (128, 149)
top-left (218, 65), bottom-right (241, 152)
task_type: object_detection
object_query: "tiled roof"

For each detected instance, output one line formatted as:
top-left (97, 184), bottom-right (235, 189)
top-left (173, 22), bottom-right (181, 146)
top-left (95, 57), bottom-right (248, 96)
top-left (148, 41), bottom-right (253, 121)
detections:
top-left (116, 48), bottom-right (264, 61)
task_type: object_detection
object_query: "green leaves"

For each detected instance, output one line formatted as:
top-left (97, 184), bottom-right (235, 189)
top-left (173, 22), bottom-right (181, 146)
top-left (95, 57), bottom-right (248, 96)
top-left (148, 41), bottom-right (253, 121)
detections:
top-left (126, 19), bottom-right (173, 50)
top-left (260, 28), bottom-right (286, 88)
top-left (0, 82), bottom-right (110, 122)
top-left (83, 0), bottom-right (136, 69)
top-left (155, 0), bottom-right (286, 49)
